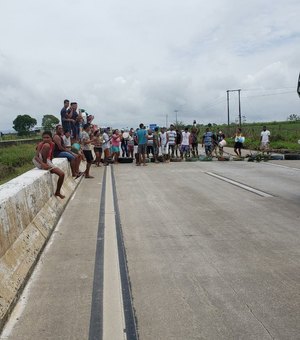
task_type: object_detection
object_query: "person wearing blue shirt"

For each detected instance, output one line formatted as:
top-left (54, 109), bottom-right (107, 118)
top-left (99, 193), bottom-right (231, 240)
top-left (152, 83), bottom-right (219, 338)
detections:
top-left (136, 123), bottom-right (147, 166)
top-left (202, 127), bottom-right (214, 156)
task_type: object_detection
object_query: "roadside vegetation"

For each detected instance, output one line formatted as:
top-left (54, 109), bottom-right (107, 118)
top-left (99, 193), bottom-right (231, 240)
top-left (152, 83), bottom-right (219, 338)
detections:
top-left (0, 144), bottom-right (35, 185)
top-left (218, 121), bottom-right (300, 151)
top-left (179, 120), bottom-right (300, 151)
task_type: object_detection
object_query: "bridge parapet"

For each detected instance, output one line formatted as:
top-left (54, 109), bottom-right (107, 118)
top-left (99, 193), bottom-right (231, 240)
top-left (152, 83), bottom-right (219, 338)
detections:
top-left (0, 158), bottom-right (80, 330)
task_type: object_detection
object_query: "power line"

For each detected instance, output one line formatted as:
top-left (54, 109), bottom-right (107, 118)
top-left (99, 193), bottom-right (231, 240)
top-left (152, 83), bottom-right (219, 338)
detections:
top-left (242, 90), bottom-right (294, 98)
top-left (201, 96), bottom-right (227, 110)
top-left (201, 88), bottom-right (294, 111)
top-left (242, 87), bottom-right (295, 92)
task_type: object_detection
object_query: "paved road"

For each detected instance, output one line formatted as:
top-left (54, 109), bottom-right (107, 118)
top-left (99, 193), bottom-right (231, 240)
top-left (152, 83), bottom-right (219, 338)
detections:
top-left (1, 158), bottom-right (300, 339)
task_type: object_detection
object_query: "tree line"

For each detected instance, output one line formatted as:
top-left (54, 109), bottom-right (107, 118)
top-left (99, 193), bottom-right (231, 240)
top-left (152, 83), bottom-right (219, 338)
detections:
top-left (10, 113), bottom-right (300, 137)
top-left (12, 114), bottom-right (59, 135)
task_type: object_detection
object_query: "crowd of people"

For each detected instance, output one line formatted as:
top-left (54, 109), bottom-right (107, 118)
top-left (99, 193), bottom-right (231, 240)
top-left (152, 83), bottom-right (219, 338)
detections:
top-left (33, 99), bottom-right (271, 198)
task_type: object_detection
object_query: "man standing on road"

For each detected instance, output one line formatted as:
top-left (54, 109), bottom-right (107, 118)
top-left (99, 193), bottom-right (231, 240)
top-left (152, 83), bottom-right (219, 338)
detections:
top-left (202, 127), bottom-right (214, 157)
top-left (217, 130), bottom-right (226, 156)
top-left (136, 123), bottom-right (147, 166)
top-left (190, 127), bottom-right (199, 157)
top-left (167, 124), bottom-right (177, 158)
top-left (159, 127), bottom-right (169, 162)
top-left (180, 127), bottom-right (191, 159)
top-left (260, 126), bottom-right (271, 153)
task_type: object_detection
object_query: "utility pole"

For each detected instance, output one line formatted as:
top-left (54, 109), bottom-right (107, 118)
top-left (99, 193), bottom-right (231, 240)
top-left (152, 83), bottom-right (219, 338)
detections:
top-left (174, 110), bottom-right (178, 126)
top-left (166, 114), bottom-right (168, 127)
top-left (227, 90), bottom-right (230, 127)
top-left (226, 89), bottom-right (242, 127)
top-left (238, 89), bottom-right (241, 126)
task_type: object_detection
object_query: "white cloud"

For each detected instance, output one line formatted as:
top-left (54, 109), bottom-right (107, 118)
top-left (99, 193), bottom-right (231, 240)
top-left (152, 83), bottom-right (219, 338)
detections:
top-left (0, 0), bottom-right (300, 131)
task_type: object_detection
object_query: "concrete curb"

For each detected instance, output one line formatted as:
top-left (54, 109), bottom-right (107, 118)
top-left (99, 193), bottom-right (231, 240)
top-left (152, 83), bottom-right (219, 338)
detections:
top-left (0, 158), bottom-right (81, 331)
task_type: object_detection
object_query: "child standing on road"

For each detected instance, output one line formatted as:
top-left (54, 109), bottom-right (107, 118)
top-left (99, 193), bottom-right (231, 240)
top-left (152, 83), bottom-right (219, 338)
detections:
top-left (233, 128), bottom-right (244, 157)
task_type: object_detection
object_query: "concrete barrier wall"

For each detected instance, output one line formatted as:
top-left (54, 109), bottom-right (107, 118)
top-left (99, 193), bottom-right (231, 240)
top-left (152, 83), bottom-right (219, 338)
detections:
top-left (0, 158), bottom-right (80, 330)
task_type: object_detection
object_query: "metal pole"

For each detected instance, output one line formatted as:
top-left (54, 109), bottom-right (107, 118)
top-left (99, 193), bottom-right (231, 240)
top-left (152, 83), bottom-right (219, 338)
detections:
top-left (174, 110), bottom-right (178, 126)
top-left (227, 90), bottom-right (230, 127)
top-left (238, 89), bottom-right (241, 127)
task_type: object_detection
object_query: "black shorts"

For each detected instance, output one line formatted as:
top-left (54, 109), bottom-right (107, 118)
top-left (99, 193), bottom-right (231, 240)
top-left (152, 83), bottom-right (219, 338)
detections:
top-left (83, 150), bottom-right (94, 163)
top-left (234, 142), bottom-right (243, 149)
top-left (94, 147), bottom-right (102, 153)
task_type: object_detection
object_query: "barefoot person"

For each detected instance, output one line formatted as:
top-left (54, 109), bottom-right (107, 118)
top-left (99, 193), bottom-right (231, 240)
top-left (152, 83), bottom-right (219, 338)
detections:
top-left (81, 124), bottom-right (94, 178)
top-left (233, 128), bottom-right (244, 157)
top-left (111, 129), bottom-right (121, 163)
top-left (136, 123), bottom-right (147, 166)
top-left (93, 129), bottom-right (103, 166)
top-left (260, 125), bottom-right (270, 154)
top-left (33, 131), bottom-right (65, 199)
top-left (127, 129), bottom-right (135, 158)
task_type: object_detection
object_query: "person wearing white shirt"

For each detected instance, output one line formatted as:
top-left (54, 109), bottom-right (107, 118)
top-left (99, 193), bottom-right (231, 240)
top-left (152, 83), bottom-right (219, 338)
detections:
top-left (260, 126), bottom-right (270, 153)
top-left (102, 127), bottom-right (111, 165)
top-left (62, 130), bottom-right (71, 150)
top-left (180, 127), bottom-right (191, 159)
top-left (167, 124), bottom-right (177, 158)
top-left (159, 127), bottom-right (168, 162)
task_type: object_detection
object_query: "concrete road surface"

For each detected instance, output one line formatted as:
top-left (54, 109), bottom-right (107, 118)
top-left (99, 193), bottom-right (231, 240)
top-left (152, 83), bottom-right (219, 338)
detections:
top-left (1, 157), bottom-right (300, 340)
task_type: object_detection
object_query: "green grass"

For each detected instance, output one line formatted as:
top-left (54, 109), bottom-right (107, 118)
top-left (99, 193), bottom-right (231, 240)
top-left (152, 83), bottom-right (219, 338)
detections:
top-left (0, 144), bottom-right (35, 184)
top-left (196, 120), bottom-right (300, 151)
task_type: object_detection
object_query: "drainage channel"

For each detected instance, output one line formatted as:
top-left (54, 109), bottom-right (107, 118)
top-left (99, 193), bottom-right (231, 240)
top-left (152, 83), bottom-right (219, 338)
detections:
top-left (205, 172), bottom-right (274, 198)
top-left (89, 166), bottom-right (138, 340)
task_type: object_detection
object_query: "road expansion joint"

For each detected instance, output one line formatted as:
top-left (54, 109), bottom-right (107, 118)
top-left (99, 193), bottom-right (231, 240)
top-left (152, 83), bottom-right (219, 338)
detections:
top-left (89, 165), bottom-right (138, 340)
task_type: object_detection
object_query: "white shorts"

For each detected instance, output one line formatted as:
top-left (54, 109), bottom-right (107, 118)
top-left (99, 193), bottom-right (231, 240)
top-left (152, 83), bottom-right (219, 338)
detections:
top-left (260, 142), bottom-right (269, 150)
top-left (160, 144), bottom-right (169, 155)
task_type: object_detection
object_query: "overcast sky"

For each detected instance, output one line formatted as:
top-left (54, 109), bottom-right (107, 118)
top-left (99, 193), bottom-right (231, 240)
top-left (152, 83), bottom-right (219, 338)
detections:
top-left (0, 0), bottom-right (299, 131)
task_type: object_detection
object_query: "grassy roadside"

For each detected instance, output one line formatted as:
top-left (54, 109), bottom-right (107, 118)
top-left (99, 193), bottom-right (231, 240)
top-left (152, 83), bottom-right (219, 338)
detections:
top-left (196, 120), bottom-right (300, 152)
top-left (0, 144), bottom-right (35, 185)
